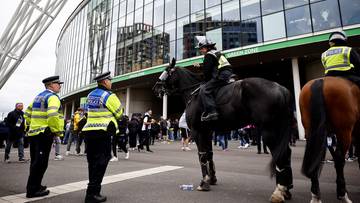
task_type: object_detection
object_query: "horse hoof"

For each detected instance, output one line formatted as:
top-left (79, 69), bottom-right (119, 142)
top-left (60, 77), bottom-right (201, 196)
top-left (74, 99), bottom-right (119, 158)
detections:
top-left (284, 190), bottom-right (292, 200)
top-left (209, 176), bottom-right (217, 185)
top-left (196, 180), bottom-right (210, 191)
top-left (270, 184), bottom-right (286, 203)
top-left (338, 193), bottom-right (352, 203)
top-left (310, 193), bottom-right (322, 203)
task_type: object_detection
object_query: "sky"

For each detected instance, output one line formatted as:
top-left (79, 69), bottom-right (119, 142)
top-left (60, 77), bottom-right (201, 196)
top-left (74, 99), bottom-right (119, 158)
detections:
top-left (0, 0), bottom-right (83, 120)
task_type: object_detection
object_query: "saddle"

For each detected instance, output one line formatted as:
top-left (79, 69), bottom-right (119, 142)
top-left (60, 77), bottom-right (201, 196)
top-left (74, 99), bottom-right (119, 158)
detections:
top-left (190, 80), bottom-right (237, 106)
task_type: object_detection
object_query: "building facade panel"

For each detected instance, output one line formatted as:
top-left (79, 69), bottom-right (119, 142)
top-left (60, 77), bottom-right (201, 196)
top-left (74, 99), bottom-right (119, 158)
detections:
top-left (56, 0), bottom-right (360, 101)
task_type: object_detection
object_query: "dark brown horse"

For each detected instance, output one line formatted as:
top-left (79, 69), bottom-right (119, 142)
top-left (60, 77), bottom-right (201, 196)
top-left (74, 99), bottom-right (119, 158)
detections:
top-left (300, 76), bottom-right (360, 203)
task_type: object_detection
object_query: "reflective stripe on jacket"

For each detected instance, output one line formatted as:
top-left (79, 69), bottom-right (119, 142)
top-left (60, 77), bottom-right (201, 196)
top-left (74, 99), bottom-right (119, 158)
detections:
top-left (24, 90), bottom-right (64, 136)
top-left (207, 50), bottom-right (231, 70)
top-left (321, 46), bottom-right (354, 74)
top-left (82, 87), bottom-right (123, 133)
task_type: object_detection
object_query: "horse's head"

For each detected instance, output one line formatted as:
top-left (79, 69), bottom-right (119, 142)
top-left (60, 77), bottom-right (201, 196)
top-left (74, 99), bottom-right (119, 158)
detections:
top-left (153, 58), bottom-right (179, 98)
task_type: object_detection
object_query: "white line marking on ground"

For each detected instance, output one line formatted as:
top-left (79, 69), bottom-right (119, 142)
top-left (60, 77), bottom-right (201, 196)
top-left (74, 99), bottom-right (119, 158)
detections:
top-left (0, 165), bottom-right (183, 203)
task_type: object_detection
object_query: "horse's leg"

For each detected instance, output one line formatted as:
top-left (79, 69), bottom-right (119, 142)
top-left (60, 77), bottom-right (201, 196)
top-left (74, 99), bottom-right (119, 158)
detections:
top-left (310, 176), bottom-right (321, 203)
top-left (193, 129), bottom-right (213, 191)
top-left (264, 130), bottom-right (293, 203)
top-left (207, 151), bottom-right (217, 185)
top-left (334, 132), bottom-right (352, 203)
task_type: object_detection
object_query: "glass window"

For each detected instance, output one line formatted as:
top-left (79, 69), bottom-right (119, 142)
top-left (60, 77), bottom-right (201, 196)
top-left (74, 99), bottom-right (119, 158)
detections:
top-left (261, 0), bottom-right (283, 15)
top-left (263, 12), bottom-right (286, 41)
top-left (126, 12), bottom-right (134, 27)
top-left (206, 0), bottom-right (221, 8)
top-left (285, 5), bottom-right (311, 37)
top-left (241, 0), bottom-right (260, 20)
top-left (119, 1), bottom-right (126, 17)
top-left (241, 17), bottom-right (262, 46)
top-left (222, 0), bottom-right (241, 50)
top-left (339, 0), bottom-right (360, 26)
top-left (135, 0), bottom-right (143, 9)
top-left (164, 40), bottom-right (175, 62)
top-left (127, 0), bottom-right (135, 13)
top-left (112, 3), bottom-right (119, 22)
top-left (177, 16), bottom-right (190, 39)
top-left (206, 28), bottom-right (222, 50)
top-left (284, 0), bottom-right (308, 9)
top-left (191, 0), bottom-right (204, 13)
top-left (154, 0), bottom-right (164, 26)
top-left (144, 0), bottom-right (153, 5)
top-left (165, 0), bottom-right (176, 22)
top-left (191, 11), bottom-right (205, 35)
top-left (176, 38), bottom-right (184, 59)
top-left (222, 0), bottom-right (240, 22)
top-left (144, 3), bottom-right (153, 25)
top-left (165, 21), bottom-right (176, 42)
top-left (134, 8), bottom-right (143, 37)
top-left (177, 0), bottom-right (189, 18)
top-left (311, 0), bottom-right (341, 32)
top-left (205, 5), bottom-right (222, 31)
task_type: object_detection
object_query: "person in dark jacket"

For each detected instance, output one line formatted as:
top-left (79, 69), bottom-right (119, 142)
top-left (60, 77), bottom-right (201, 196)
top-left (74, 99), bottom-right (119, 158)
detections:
top-left (194, 36), bottom-right (233, 122)
top-left (4, 103), bottom-right (27, 163)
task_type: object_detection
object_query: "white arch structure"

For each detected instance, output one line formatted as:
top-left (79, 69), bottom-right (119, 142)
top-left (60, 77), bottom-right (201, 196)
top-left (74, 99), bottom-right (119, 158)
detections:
top-left (0, 0), bottom-right (68, 89)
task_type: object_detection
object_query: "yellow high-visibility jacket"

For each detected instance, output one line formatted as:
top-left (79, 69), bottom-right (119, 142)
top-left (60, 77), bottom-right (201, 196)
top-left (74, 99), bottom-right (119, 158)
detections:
top-left (24, 89), bottom-right (64, 136)
top-left (321, 46), bottom-right (354, 74)
top-left (82, 86), bottom-right (123, 133)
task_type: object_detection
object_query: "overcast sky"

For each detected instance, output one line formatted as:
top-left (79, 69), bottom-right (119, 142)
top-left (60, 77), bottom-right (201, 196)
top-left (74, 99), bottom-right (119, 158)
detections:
top-left (0, 0), bottom-right (83, 120)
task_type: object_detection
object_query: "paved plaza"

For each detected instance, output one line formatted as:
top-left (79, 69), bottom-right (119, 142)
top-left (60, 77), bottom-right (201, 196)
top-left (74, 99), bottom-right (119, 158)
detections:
top-left (0, 140), bottom-right (359, 203)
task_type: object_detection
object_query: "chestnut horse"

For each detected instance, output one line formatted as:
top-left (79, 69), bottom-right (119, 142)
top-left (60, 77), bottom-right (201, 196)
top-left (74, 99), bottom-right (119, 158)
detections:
top-left (300, 76), bottom-right (360, 203)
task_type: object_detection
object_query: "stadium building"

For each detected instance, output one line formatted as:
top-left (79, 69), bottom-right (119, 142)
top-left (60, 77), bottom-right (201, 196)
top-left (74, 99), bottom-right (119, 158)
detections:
top-left (56, 0), bottom-right (360, 138)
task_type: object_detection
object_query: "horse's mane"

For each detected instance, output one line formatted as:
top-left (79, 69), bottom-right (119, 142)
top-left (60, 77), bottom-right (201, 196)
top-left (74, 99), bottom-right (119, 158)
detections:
top-left (173, 66), bottom-right (202, 85)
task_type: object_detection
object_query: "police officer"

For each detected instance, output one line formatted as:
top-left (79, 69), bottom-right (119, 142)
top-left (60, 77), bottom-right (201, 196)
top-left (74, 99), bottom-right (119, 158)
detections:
top-left (322, 30), bottom-right (360, 78)
top-left (24, 76), bottom-right (64, 198)
top-left (82, 71), bottom-right (123, 203)
top-left (194, 36), bottom-right (233, 122)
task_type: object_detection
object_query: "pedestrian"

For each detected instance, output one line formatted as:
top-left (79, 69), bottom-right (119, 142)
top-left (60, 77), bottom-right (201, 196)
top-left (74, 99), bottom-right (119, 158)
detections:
top-left (4, 102), bottom-right (27, 163)
top-left (138, 109), bottom-right (153, 152)
top-left (128, 114), bottom-right (140, 150)
top-left (53, 136), bottom-right (63, 161)
top-left (179, 112), bottom-right (191, 151)
top-left (0, 118), bottom-right (9, 148)
top-left (159, 116), bottom-right (168, 143)
top-left (24, 76), bottom-right (64, 198)
top-left (110, 115), bottom-right (129, 161)
top-left (74, 108), bottom-right (86, 155)
top-left (65, 114), bottom-right (78, 155)
top-left (82, 71), bottom-right (123, 203)
top-left (62, 119), bottom-right (71, 144)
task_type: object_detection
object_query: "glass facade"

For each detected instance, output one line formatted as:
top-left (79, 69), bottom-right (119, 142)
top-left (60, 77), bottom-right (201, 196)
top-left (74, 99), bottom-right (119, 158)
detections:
top-left (56, 0), bottom-right (360, 96)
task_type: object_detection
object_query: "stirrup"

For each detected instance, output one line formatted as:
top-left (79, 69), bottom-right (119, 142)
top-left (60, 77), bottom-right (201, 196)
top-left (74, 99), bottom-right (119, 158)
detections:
top-left (201, 112), bottom-right (219, 122)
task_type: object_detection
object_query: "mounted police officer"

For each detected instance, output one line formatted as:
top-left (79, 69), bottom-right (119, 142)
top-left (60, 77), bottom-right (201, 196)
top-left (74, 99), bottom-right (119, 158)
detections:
top-left (24, 76), bottom-right (64, 198)
top-left (82, 71), bottom-right (123, 203)
top-left (194, 36), bottom-right (233, 122)
top-left (322, 30), bottom-right (360, 79)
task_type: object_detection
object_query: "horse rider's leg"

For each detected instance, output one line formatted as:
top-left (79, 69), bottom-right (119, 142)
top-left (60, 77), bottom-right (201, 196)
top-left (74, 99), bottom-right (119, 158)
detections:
top-left (334, 134), bottom-right (352, 203)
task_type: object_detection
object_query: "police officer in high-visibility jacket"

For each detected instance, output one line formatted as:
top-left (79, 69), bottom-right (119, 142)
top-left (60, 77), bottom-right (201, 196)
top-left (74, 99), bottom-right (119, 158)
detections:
top-left (194, 36), bottom-right (233, 122)
top-left (24, 76), bottom-right (64, 198)
top-left (82, 71), bottom-right (123, 203)
top-left (322, 30), bottom-right (360, 78)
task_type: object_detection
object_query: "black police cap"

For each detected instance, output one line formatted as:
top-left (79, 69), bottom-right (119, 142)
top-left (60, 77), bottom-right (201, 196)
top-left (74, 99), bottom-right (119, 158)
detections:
top-left (42, 76), bottom-right (63, 84)
top-left (94, 71), bottom-right (112, 82)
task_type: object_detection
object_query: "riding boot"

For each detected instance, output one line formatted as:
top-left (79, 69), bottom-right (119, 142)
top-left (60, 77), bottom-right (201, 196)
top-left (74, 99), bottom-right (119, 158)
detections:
top-left (207, 152), bottom-right (217, 185)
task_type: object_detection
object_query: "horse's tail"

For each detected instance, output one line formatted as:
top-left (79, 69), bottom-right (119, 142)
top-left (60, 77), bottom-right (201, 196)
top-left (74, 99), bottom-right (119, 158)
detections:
top-left (301, 79), bottom-right (327, 178)
top-left (270, 86), bottom-right (293, 176)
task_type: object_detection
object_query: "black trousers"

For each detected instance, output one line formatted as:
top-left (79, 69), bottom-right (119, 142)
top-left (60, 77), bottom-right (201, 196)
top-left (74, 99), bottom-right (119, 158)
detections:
top-left (26, 132), bottom-right (54, 194)
top-left (139, 130), bottom-right (150, 151)
top-left (112, 135), bottom-right (128, 157)
top-left (84, 130), bottom-right (112, 196)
